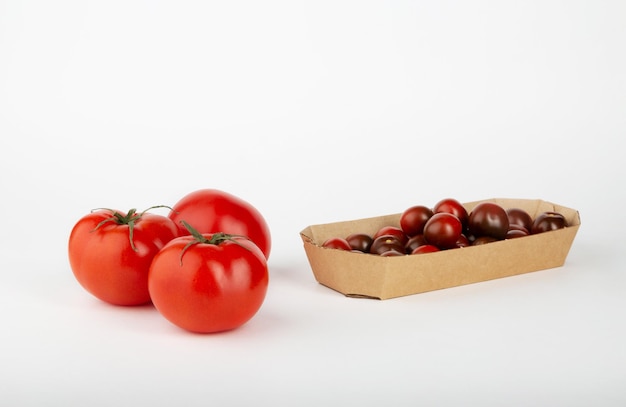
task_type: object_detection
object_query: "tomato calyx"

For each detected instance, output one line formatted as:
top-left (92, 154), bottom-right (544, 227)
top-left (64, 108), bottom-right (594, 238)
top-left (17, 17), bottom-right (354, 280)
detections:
top-left (179, 220), bottom-right (251, 265)
top-left (92, 205), bottom-right (172, 252)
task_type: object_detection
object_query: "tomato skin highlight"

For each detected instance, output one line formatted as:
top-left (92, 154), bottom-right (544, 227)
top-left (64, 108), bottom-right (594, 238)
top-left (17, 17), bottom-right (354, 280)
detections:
top-left (169, 189), bottom-right (271, 260)
top-left (148, 234), bottom-right (269, 333)
top-left (68, 210), bottom-right (179, 306)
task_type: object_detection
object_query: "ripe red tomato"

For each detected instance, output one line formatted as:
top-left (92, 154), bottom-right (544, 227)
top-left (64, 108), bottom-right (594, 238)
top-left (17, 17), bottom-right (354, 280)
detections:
top-left (400, 205), bottom-right (433, 237)
top-left (433, 198), bottom-right (469, 230)
top-left (531, 212), bottom-right (568, 234)
top-left (506, 229), bottom-right (528, 239)
top-left (370, 235), bottom-right (405, 255)
top-left (168, 189), bottom-right (271, 259)
top-left (472, 236), bottom-right (498, 245)
top-left (405, 234), bottom-right (427, 253)
top-left (411, 244), bottom-right (440, 254)
top-left (68, 208), bottom-right (179, 306)
top-left (456, 234), bottom-right (471, 248)
top-left (380, 250), bottom-right (404, 257)
top-left (373, 226), bottom-right (408, 245)
top-left (346, 233), bottom-right (373, 252)
top-left (423, 213), bottom-right (463, 249)
top-left (148, 229), bottom-right (269, 333)
top-left (322, 237), bottom-right (353, 251)
top-left (506, 208), bottom-right (533, 232)
top-left (468, 202), bottom-right (509, 240)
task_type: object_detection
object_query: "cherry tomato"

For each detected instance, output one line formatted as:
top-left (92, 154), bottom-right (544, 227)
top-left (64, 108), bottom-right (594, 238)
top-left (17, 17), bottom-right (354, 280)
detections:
top-left (322, 237), bottom-right (352, 251)
top-left (506, 208), bottom-right (533, 232)
top-left (456, 234), bottom-right (470, 248)
top-left (400, 205), bottom-right (433, 237)
top-left (346, 233), bottom-right (373, 252)
top-left (471, 236), bottom-right (498, 245)
top-left (468, 202), bottom-right (509, 240)
top-left (423, 212), bottom-right (463, 249)
top-left (380, 250), bottom-right (404, 257)
top-left (168, 189), bottom-right (271, 259)
top-left (506, 229), bottom-right (528, 239)
top-left (508, 223), bottom-right (530, 234)
top-left (373, 226), bottom-right (408, 246)
top-left (68, 208), bottom-right (179, 306)
top-left (370, 235), bottom-right (405, 255)
top-left (148, 227), bottom-right (269, 333)
top-left (433, 198), bottom-right (469, 230)
top-left (531, 212), bottom-right (568, 234)
top-left (411, 244), bottom-right (440, 254)
top-left (405, 234), bottom-right (427, 253)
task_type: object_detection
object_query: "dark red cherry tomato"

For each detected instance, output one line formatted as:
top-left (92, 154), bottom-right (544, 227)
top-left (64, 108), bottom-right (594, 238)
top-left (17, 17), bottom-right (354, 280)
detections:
top-left (322, 237), bottom-right (352, 251)
top-left (370, 235), bottom-right (405, 255)
top-left (456, 234), bottom-right (470, 248)
top-left (506, 208), bottom-right (533, 232)
top-left (380, 250), bottom-right (404, 257)
top-left (433, 198), bottom-right (469, 230)
top-left (373, 226), bottom-right (408, 246)
top-left (346, 233), bottom-right (373, 252)
top-left (405, 234), bottom-right (427, 253)
top-left (423, 213), bottom-right (463, 250)
top-left (471, 236), bottom-right (498, 245)
top-left (531, 212), bottom-right (568, 234)
top-left (411, 244), bottom-right (440, 254)
top-left (506, 229), bottom-right (528, 239)
top-left (400, 205), bottom-right (433, 237)
top-left (468, 202), bottom-right (509, 240)
top-left (508, 223), bottom-right (530, 234)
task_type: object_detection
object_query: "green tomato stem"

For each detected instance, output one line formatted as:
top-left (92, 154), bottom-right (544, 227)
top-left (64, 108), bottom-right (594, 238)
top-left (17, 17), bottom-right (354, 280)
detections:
top-left (91, 205), bottom-right (172, 252)
top-left (178, 220), bottom-right (251, 265)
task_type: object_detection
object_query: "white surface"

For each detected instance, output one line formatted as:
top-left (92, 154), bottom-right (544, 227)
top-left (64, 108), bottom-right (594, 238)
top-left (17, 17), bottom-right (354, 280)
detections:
top-left (1, 1), bottom-right (625, 406)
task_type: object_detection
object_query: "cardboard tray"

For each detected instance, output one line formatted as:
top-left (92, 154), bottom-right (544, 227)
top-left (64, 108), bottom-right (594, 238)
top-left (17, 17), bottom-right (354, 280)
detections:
top-left (300, 198), bottom-right (581, 300)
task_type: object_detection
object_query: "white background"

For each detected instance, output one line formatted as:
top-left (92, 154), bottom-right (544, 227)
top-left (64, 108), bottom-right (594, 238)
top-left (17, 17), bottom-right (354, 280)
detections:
top-left (1, 0), bottom-right (625, 406)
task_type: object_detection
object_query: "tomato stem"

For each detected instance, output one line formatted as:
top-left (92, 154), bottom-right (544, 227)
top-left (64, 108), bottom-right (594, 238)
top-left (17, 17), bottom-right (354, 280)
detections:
top-left (178, 221), bottom-right (251, 265)
top-left (91, 205), bottom-right (173, 252)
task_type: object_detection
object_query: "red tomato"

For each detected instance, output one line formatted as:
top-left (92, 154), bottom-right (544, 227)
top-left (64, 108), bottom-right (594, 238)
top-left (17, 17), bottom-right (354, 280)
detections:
top-left (345, 233), bottom-right (373, 252)
top-left (506, 208), bottom-right (533, 232)
top-left (531, 211), bottom-right (568, 234)
top-left (168, 189), bottom-right (271, 259)
top-left (411, 244), bottom-right (440, 254)
top-left (68, 208), bottom-right (179, 306)
top-left (373, 226), bottom-right (408, 245)
top-left (322, 237), bottom-right (352, 251)
top-left (468, 202), bottom-right (509, 240)
top-left (380, 250), bottom-right (404, 257)
top-left (456, 234), bottom-right (471, 248)
top-left (400, 205), bottom-right (433, 237)
top-left (370, 235), bottom-right (405, 255)
top-left (405, 234), bottom-right (427, 253)
top-left (148, 228), bottom-right (269, 333)
top-left (423, 213), bottom-right (463, 249)
top-left (433, 198), bottom-right (469, 230)
top-left (506, 229), bottom-right (528, 239)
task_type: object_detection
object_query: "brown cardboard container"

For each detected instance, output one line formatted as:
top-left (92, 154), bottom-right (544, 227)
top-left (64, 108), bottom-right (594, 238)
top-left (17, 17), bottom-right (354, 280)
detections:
top-left (300, 198), bottom-right (581, 300)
